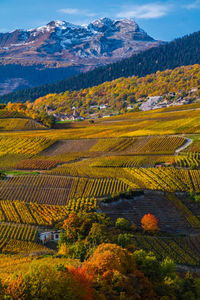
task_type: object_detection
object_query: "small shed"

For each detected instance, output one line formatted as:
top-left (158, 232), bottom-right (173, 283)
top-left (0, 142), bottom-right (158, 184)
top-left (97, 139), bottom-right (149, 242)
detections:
top-left (39, 230), bottom-right (61, 244)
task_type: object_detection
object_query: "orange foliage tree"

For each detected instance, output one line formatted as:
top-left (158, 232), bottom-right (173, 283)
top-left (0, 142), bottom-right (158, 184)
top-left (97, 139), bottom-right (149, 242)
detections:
top-left (84, 243), bottom-right (155, 299)
top-left (141, 213), bottom-right (159, 231)
top-left (85, 243), bottom-right (136, 279)
top-left (68, 265), bottom-right (94, 300)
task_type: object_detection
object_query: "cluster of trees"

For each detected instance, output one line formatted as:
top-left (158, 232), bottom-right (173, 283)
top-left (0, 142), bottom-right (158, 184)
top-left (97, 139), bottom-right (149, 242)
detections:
top-left (0, 262), bottom-right (94, 300)
top-left (30, 64), bottom-right (200, 116)
top-left (58, 212), bottom-right (126, 261)
top-left (58, 212), bottom-right (160, 261)
top-left (4, 102), bottom-right (55, 128)
top-left (1, 29), bottom-right (200, 103)
top-left (1, 212), bottom-right (199, 299)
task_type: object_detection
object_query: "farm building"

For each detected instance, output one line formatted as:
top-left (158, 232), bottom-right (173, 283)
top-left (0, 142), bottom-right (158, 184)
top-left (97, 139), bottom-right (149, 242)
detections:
top-left (39, 230), bottom-right (61, 244)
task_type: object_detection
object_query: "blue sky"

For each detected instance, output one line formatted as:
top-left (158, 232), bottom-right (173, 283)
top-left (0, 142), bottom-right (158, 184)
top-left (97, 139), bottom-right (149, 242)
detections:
top-left (0, 0), bottom-right (200, 41)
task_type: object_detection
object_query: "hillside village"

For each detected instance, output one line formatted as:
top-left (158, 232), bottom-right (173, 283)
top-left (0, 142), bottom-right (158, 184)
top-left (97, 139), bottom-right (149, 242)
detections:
top-left (45, 87), bottom-right (198, 121)
top-left (139, 88), bottom-right (198, 111)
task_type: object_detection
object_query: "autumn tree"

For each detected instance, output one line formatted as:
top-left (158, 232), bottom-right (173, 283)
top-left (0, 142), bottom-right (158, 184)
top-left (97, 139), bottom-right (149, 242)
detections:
top-left (86, 223), bottom-right (108, 247)
top-left (68, 266), bottom-right (94, 300)
top-left (24, 262), bottom-right (95, 300)
top-left (63, 213), bottom-right (81, 242)
top-left (85, 243), bottom-right (136, 278)
top-left (141, 213), bottom-right (159, 231)
top-left (85, 243), bottom-right (155, 299)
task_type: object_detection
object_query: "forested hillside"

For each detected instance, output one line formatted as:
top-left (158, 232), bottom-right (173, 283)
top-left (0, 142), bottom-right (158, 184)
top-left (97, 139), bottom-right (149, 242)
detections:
top-left (1, 30), bottom-right (200, 103)
top-left (0, 64), bottom-right (81, 96)
top-left (25, 64), bottom-right (200, 115)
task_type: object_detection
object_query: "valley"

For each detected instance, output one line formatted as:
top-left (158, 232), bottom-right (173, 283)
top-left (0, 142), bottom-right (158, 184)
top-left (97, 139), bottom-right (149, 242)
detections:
top-left (0, 7), bottom-right (200, 298)
top-left (0, 104), bottom-right (200, 267)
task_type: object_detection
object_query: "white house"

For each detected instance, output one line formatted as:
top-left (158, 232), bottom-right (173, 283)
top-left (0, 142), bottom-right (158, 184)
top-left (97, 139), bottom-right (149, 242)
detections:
top-left (39, 230), bottom-right (61, 244)
top-left (100, 104), bottom-right (110, 109)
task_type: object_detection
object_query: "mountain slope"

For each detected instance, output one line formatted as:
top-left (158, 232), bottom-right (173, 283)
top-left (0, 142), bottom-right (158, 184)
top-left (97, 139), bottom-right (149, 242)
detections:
top-left (0, 18), bottom-right (161, 95)
top-left (1, 29), bottom-right (200, 103)
top-left (29, 64), bottom-right (200, 116)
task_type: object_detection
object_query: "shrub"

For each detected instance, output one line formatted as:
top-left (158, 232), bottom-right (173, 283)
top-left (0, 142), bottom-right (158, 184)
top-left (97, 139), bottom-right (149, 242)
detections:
top-left (115, 218), bottom-right (130, 231)
top-left (117, 233), bottom-right (134, 248)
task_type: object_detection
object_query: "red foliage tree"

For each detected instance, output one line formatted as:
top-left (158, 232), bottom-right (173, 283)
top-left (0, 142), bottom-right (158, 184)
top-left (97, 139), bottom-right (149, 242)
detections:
top-left (141, 213), bottom-right (159, 231)
top-left (68, 265), bottom-right (94, 300)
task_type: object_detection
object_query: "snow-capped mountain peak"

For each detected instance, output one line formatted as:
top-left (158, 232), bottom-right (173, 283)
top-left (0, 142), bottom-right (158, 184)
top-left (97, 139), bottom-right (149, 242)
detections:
top-left (0, 18), bottom-right (162, 67)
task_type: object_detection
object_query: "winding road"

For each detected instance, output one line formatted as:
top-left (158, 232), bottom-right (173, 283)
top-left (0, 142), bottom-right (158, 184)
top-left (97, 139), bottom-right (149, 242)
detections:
top-left (175, 137), bottom-right (193, 154)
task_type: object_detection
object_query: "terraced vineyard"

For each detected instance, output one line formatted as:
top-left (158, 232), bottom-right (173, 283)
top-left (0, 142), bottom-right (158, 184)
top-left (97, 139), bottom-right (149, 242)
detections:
top-left (0, 106), bottom-right (200, 271)
top-left (175, 153), bottom-right (200, 168)
top-left (90, 138), bottom-right (136, 152)
top-left (0, 118), bottom-right (45, 131)
top-left (0, 110), bottom-right (25, 118)
top-left (42, 139), bottom-right (98, 155)
top-left (125, 167), bottom-right (200, 193)
top-left (0, 223), bottom-right (38, 243)
top-left (135, 136), bottom-right (186, 154)
top-left (2, 240), bottom-right (53, 255)
top-left (0, 175), bottom-right (128, 205)
top-left (14, 153), bottom-right (89, 170)
top-left (101, 191), bottom-right (191, 232)
top-left (0, 137), bottom-right (55, 156)
top-left (91, 155), bottom-right (172, 168)
top-left (47, 162), bottom-right (129, 179)
top-left (167, 194), bottom-right (200, 228)
top-left (15, 159), bottom-right (60, 170)
top-left (0, 199), bottom-right (97, 226)
top-left (90, 136), bottom-right (186, 154)
top-left (133, 235), bottom-right (200, 266)
top-left (0, 154), bottom-right (27, 170)
top-left (0, 175), bottom-right (74, 205)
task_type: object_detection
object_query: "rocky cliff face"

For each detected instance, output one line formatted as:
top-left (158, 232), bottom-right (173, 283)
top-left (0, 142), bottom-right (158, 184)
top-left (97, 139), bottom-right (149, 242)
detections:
top-left (0, 18), bottom-right (162, 67)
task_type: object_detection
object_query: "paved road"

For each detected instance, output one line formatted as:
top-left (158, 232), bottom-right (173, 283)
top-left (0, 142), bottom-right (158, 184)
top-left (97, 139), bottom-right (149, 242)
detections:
top-left (175, 137), bottom-right (193, 154)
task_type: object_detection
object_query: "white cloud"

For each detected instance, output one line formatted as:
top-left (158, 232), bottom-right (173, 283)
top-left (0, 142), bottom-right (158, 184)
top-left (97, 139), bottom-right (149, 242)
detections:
top-left (184, 0), bottom-right (200, 9)
top-left (58, 8), bottom-right (96, 17)
top-left (58, 8), bottom-right (80, 14)
top-left (116, 3), bottom-right (172, 19)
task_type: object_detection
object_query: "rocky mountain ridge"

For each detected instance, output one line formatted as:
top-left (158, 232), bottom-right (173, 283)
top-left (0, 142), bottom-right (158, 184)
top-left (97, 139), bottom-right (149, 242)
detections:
top-left (0, 18), bottom-right (162, 67)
